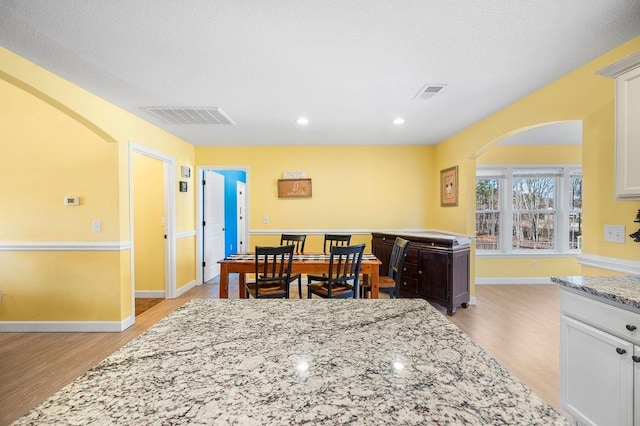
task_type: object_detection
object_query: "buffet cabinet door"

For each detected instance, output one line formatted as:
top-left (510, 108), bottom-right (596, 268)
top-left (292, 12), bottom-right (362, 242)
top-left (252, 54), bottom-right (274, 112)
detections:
top-left (419, 249), bottom-right (449, 304)
top-left (561, 315), bottom-right (633, 426)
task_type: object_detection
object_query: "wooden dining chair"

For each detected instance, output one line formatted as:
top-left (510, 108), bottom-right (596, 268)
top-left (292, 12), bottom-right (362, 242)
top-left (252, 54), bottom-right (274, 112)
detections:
top-left (361, 237), bottom-right (409, 299)
top-left (307, 244), bottom-right (365, 299)
top-left (244, 245), bottom-right (294, 299)
top-left (307, 234), bottom-right (351, 286)
top-left (280, 234), bottom-right (306, 298)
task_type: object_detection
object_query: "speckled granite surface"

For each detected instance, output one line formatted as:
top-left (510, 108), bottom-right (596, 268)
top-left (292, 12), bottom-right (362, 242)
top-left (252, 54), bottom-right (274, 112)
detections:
top-left (552, 275), bottom-right (640, 310)
top-left (15, 299), bottom-right (567, 425)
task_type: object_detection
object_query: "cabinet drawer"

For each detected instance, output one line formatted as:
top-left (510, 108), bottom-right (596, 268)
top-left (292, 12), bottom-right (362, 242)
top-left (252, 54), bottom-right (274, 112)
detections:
top-left (401, 262), bottom-right (418, 279)
top-left (372, 235), bottom-right (395, 245)
top-left (399, 277), bottom-right (419, 296)
top-left (562, 290), bottom-right (640, 346)
top-left (405, 248), bottom-right (419, 264)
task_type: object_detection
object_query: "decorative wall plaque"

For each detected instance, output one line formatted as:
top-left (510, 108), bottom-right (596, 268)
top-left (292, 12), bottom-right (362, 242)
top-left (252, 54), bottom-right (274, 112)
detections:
top-left (277, 178), bottom-right (312, 198)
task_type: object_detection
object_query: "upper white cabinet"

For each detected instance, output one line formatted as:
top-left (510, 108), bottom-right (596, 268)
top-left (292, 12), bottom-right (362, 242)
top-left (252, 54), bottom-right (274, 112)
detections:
top-left (597, 51), bottom-right (640, 201)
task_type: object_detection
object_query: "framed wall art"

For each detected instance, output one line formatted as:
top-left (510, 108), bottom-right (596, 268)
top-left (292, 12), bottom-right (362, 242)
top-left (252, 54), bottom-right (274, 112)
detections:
top-left (277, 178), bottom-right (312, 198)
top-left (440, 166), bottom-right (458, 207)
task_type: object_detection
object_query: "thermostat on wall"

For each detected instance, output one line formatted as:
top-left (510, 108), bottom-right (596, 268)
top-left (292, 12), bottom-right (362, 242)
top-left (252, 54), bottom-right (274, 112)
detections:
top-left (64, 196), bottom-right (79, 206)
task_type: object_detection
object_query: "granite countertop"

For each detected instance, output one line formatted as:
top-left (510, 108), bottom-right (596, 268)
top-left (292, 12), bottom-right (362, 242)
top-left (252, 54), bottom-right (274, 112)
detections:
top-left (552, 275), bottom-right (640, 311)
top-left (16, 299), bottom-right (567, 425)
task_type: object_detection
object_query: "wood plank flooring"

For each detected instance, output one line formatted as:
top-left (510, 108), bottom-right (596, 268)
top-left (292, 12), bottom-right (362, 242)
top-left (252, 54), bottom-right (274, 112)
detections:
top-left (0, 282), bottom-right (561, 425)
top-left (445, 284), bottom-right (561, 410)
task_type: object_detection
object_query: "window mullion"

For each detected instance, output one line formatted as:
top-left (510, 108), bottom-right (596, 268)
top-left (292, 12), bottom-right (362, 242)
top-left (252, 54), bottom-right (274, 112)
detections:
top-left (503, 167), bottom-right (513, 253)
top-left (558, 171), bottom-right (569, 252)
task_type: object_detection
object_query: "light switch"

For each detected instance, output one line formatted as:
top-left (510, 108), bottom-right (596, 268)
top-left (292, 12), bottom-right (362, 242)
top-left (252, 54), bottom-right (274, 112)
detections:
top-left (604, 224), bottom-right (625, 243)
top-left (92, 220), bottom-right (102, 233)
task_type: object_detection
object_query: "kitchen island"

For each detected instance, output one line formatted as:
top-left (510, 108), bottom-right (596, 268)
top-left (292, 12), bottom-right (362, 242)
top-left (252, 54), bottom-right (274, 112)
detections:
top-left (554, 275), bottom-right (640, 425)
top-left (16, 299), bottom-right (567, 425)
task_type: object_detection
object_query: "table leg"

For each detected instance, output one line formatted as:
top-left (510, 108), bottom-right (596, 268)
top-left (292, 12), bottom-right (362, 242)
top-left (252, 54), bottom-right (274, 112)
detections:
top-left (220, 264), bottom-right (229, 299)
top-left (371, 268), bottom-right (379, 299)
top-left (239, 273), bottom-right (246, 299)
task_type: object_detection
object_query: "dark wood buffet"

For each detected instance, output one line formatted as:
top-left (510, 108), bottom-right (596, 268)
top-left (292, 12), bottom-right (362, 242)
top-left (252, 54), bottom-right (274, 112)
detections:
top-left (371, 231), bottom-right (471, 315)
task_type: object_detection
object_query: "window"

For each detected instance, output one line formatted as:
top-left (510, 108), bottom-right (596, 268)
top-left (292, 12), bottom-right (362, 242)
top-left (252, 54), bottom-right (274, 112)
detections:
top-left (476, 165), bottom-right (582, 254)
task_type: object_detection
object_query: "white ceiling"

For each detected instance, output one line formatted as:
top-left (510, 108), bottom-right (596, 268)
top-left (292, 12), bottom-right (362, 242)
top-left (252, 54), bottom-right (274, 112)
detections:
top-left (1, 1), bottom-right (639, 147)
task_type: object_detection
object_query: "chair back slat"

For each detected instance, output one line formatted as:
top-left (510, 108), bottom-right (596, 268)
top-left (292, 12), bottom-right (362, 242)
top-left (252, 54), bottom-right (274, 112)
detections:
top-left (325, 244), bottom-right (365, 297)
top-left (280, 234), bottom-right (306, 254)
top-left (389, 237), bottom-right (410, 276)
top-left (323, 234), bottom-right (352, 254)
top-left (253, 245), bottom-right (294, 298)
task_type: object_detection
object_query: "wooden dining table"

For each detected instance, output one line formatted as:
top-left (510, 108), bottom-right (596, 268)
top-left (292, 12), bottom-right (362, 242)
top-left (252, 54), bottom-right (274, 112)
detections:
top-left (218, 253), bottom-right (382, 299)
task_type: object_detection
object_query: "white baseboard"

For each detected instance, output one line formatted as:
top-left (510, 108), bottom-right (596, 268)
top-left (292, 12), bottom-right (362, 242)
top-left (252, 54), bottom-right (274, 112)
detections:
top-left (135, 290), bottom-right (165, 298)
top-left (0, 317), bottom-right (135, 332)
top-left (476, 277), bottom-right (553, 285)
top-left (175, 280), bottom-right (196, 297)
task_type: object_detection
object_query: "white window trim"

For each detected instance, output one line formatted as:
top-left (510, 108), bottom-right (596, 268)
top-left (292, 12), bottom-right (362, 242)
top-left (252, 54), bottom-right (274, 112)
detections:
top-left (476, 164), bottom-right (582, 256)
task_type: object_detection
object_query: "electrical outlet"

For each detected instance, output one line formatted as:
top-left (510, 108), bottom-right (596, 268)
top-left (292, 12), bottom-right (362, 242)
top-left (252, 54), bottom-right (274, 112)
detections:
top-left (263, 216), bottom-right (269, 224)
top-left (604, 224), bottom-right (626, 243)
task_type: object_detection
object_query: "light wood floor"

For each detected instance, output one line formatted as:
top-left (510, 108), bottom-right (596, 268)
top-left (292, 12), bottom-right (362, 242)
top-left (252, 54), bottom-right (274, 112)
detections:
top-left (0, 281), bottom-right (560, 425)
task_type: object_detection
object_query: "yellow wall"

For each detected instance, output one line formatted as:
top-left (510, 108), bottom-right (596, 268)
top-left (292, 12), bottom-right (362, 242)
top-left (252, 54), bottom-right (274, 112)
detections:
top-left (177, 236), bottom-right (196, 291)
top-left (0, 79), bottom-right (119, 241)
top-left (434, 36), bottom-right (640, 280)
top-left (133, 153), bottom-right (166, 292)
top-left (0, 251), bottom-right (122, 321)
top-left (476, 144), bottom-right (581, 165)
top-left (196, 145), bottom-right (436, 252)
top-left (0, 47), bottom-right (196, 324)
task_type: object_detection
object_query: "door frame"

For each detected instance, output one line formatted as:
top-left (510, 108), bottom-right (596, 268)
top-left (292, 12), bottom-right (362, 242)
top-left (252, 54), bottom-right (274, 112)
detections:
top-left (129, 143), bottom-right (176, 312)
top-left (196, 165), bottom-right (250, 284)
top-left (237, 181), bottom-right (247, 253)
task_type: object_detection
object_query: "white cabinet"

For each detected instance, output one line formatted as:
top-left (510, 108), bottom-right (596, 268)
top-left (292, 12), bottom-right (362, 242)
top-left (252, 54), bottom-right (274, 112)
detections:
top-left (560, 290), bottom-right (640, 425)
top-left (597, 51), bottom-right (640, 200)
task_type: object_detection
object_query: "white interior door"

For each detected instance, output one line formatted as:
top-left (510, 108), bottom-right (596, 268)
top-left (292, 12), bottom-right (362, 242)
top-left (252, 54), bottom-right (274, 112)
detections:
top-left (237, 182), bottom-right (247, 253)
top-left (203, 171), bottom-right (225, 281)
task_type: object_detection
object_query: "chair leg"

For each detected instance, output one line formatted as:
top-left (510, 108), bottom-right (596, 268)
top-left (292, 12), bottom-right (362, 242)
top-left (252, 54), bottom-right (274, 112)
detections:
top-left (298, 276), bottom-right (302, 299)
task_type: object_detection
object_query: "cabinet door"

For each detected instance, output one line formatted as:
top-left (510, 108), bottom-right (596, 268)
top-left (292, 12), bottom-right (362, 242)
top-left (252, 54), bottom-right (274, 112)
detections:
top-left (419, 249), bottom-right (449, 303)
top-left (561, 315), bottom-right (633, 426)
top-left (615, 65), bottom-right (640, 200)
top-left (635, 346), bottom-right (640, 426)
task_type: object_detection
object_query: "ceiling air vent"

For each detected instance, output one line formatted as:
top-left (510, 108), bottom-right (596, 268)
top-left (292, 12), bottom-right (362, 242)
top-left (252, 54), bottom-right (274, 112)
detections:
top-left (413, 84), bottom-right (446, 100)
top-left (143, 107), bottom-right (235, 125)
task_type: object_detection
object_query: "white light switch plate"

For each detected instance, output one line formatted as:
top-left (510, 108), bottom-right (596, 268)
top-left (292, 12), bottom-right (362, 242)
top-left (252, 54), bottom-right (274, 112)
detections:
top-left (604, 224), bottom-right (625, 243)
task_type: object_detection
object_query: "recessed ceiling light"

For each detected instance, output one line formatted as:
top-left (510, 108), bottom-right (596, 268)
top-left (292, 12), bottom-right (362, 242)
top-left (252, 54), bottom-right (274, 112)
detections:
top-left (296, 117), bottom-right (309, 125)
top-left (393, 118), bottom-right (405, 125)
